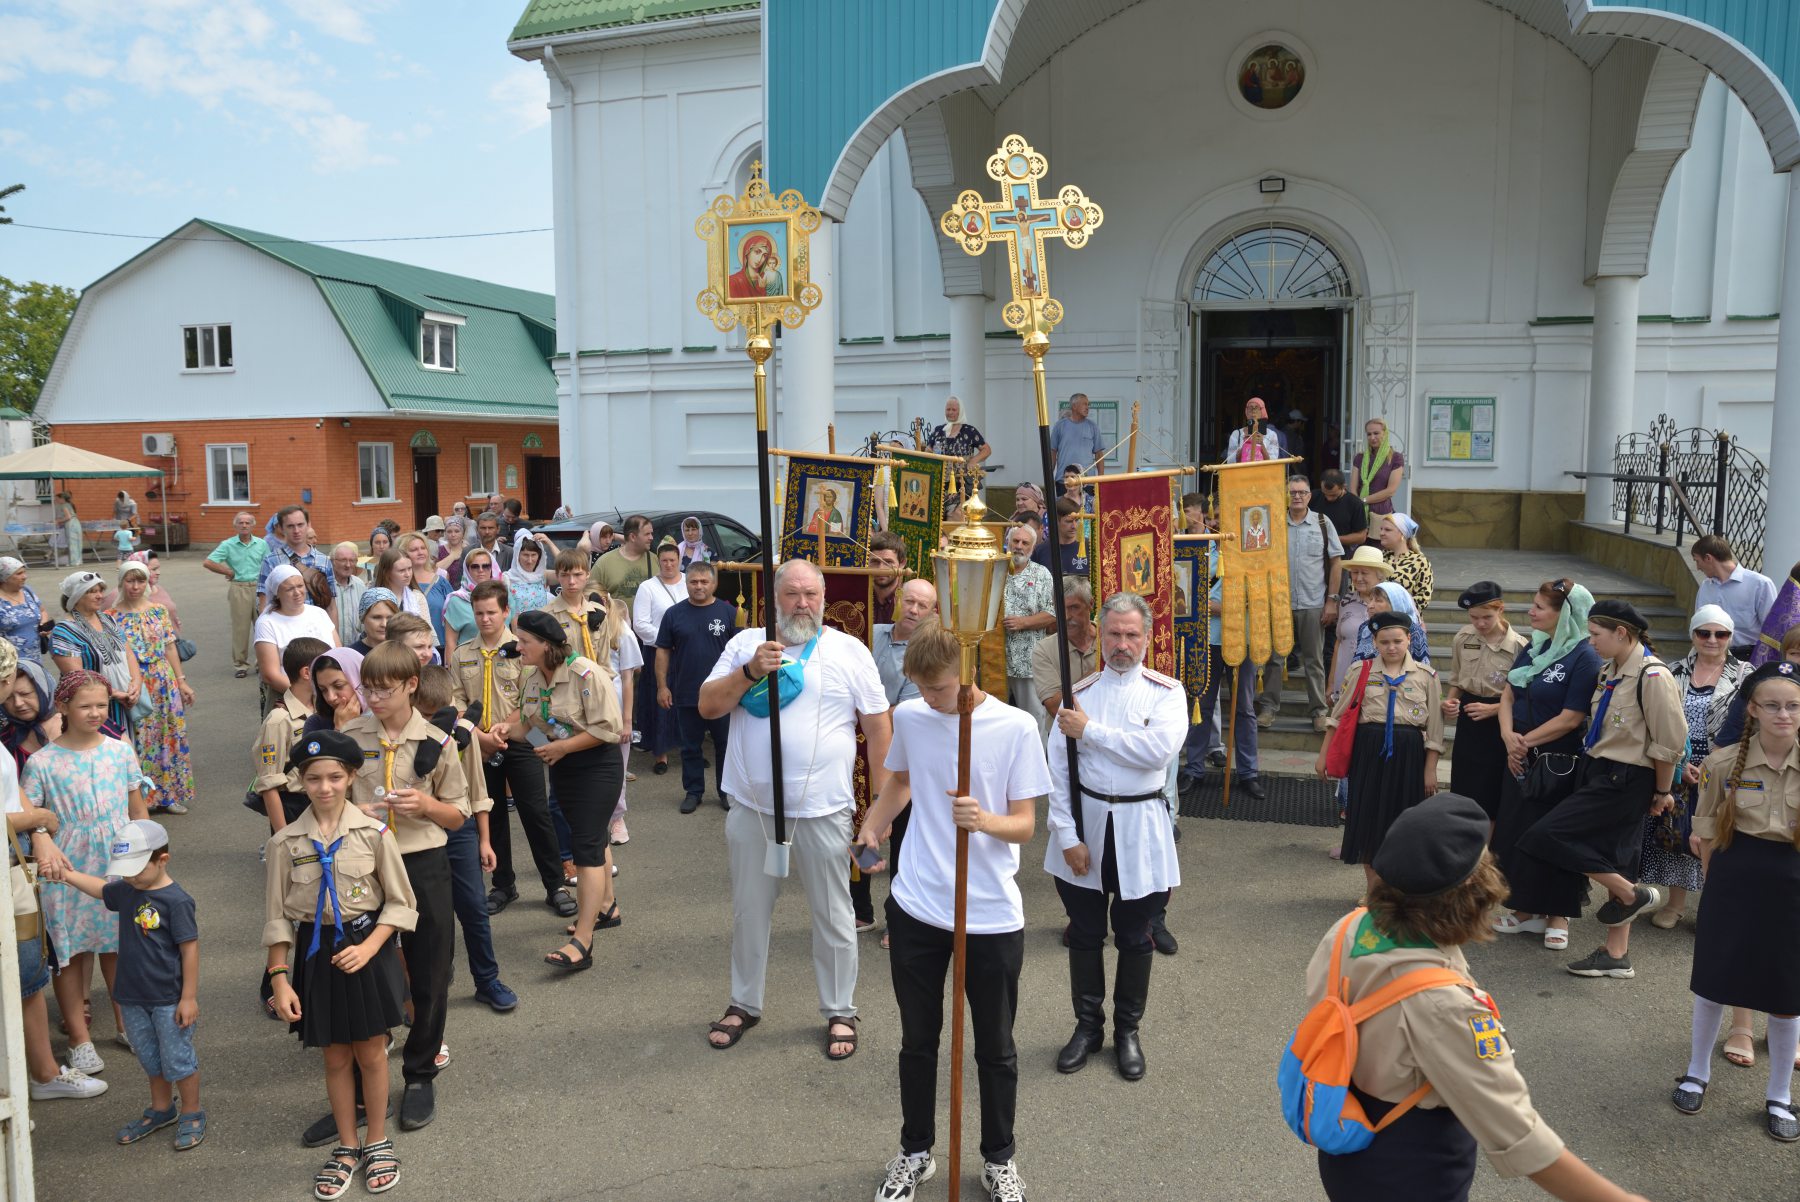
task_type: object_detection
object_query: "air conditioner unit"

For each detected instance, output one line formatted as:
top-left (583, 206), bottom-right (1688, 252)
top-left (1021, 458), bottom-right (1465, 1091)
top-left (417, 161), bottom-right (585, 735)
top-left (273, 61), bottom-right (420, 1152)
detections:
top-left (142, 433), bottom-right (176, 457)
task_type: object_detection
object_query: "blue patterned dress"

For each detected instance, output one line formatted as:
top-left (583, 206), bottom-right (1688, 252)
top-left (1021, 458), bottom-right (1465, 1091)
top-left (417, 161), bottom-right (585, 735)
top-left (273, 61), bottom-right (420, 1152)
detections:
top-left (0, 585), bottom-right (44, 667)
top-left (109, 605), bottom-right (195, 811)
top-left (26, 739), bottom-right (141, 965)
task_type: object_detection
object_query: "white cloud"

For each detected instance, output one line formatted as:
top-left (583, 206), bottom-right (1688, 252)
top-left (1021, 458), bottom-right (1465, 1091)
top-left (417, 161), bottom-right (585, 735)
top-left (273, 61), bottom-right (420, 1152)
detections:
top-left (0, 126), bottom-right (180, 197)
top-left (490, 63), bottom-right (550, 134)
top-left (280, 0), bottom-right (392, 45)
top-left (63, 87), bottom-right (111, 113)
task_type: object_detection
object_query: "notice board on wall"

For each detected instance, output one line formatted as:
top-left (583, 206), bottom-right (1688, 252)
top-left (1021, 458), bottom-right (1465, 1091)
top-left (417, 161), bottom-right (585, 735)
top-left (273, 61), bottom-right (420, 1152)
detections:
top-left (1424, 395), bottom-right (1496, 464)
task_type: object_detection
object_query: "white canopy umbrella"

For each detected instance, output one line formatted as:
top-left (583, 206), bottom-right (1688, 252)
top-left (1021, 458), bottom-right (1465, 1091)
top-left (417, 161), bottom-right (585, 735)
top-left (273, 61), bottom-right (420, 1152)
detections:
top-left (0, 442), bottom-right (168, 563)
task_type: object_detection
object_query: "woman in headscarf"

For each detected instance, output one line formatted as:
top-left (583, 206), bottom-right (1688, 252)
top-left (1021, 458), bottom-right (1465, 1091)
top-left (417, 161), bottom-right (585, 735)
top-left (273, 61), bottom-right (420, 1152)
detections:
top-left (438, 517), bottom-right (469, 587)
top-left (0, 557), bottom-right (46, 667)
top-left (675, 517), bottom-right (709, 571)
top-left (1, 658), bottom-right (59, 769)
top-left (362, 527), bottom-right (394, 581)
top-left (440, 547), bottom-right (498, 659)
top-left (108, 550), bottom-right (182, 633)
top-left (1642, 605), bottom-right (1752, 932)
top-left (576, 521), bottom-right (615, 562)
top-left (252, 564), bottom-right (339, 700)
top-left (351, 587), bottom-right (401, 656)
top-left (1377, 512), bottom-right (1434, 611)
top-left (1492, 579), bottom-right (1602, 949)
top-left (1351, 581), bottom-right (1431, 666)
top-left (1352, 416), bottom-right (1405, 517)
top-left (112, 489), bottom-right (138, 529)
top-left (303, 648), bottom-right (365, 733)
top-left (108, 559), bottom-right (194, 815)
top-left (503, 534), bottom-right (556, 614)
top-left (48, 570), bottom-right (140, 740)
top-left (56, 492), bottom-right (82, 566)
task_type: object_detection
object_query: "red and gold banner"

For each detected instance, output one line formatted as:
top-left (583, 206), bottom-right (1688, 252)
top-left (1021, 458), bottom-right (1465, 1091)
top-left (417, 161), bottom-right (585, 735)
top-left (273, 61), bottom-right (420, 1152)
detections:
top-left (1091, 472), bottom-right (1179, 675)
top-left (1209, 458), bottom-right (1297, 666)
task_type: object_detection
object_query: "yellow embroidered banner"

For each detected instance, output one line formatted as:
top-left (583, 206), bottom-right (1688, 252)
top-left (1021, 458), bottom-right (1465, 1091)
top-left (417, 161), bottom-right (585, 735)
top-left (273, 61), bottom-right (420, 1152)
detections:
top-left (1210, 458), bottom-right (1297, 666)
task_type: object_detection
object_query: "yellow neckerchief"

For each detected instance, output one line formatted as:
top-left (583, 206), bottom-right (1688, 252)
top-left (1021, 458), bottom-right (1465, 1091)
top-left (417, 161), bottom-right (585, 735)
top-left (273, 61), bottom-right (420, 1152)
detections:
top-left (378, 736), bottom-right (402, 825)
top-left (479, 645), bottom-right (500, 731)
top-left (568, 600), bottom-right (596, 662)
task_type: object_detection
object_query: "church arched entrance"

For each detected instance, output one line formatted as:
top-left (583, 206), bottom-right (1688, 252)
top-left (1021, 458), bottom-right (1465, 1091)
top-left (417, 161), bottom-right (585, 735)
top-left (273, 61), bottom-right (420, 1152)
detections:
top-left (1191, 222), bottom-right (1357, 481)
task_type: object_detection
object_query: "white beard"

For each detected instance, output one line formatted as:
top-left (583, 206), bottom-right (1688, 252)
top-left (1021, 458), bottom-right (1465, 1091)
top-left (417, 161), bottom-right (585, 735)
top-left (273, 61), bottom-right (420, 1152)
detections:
top-left (778, 609), bottom-right (821, 646)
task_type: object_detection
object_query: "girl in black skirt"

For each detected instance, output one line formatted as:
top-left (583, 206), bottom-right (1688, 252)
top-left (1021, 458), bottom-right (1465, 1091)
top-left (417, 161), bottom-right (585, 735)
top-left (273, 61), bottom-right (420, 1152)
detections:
top-left (1673, 661), bottom-right (1800, 1142)
top-left (496, 610), bottom-right (624, 972)
top-left (1506, 599), bottom-right (1688, 981)
top-left (1442, 581), bottom-right (1527, 828)
top-left (265, 730), bottom-right (418, 1198)
top-left (1317, 611), bottom-right (1444, 890)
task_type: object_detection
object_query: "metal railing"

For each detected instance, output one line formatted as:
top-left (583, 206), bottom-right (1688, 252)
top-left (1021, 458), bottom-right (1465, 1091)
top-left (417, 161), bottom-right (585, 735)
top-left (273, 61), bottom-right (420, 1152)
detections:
top-left (1595, 415), bottom-right (1769, 571)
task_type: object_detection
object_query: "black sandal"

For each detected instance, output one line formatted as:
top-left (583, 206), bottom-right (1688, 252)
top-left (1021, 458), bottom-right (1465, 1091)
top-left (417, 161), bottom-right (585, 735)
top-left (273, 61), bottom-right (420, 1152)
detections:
top-left (1671, 1076), bottom-right (1708, 1115)
top-left (825, 1016), bottom-right (859, 1061)
top-left (312, 1145), bottom-right (360, 1200)
top-left (361, 1138), bottom-right (401, 1194)
top-left (544, 938), bottom-right (592, 971)
top-left (566, 903), bottom-right (622, 937)
top-left (707, 1005), bottom-right (759, 1049)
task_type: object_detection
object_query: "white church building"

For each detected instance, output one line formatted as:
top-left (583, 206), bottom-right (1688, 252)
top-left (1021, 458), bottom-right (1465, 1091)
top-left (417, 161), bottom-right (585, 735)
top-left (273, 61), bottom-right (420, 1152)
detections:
top-left (509, 0), bottom-right (1799, 568)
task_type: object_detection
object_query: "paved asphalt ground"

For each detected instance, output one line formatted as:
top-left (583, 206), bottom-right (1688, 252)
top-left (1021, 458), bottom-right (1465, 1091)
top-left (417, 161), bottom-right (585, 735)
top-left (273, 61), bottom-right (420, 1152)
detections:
top-left (26, 554), bottom-right (1799, 1201)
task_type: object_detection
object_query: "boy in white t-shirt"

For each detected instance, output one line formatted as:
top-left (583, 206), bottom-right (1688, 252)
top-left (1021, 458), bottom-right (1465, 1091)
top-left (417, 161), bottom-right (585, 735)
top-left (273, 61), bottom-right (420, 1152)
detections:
top-left (855, 619), bottom-right (1050, 1202)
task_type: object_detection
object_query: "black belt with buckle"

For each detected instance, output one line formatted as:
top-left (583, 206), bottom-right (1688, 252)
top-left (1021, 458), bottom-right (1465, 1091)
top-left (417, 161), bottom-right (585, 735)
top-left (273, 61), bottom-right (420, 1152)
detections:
top-left (1078, 786), bottom-right (1166, 805)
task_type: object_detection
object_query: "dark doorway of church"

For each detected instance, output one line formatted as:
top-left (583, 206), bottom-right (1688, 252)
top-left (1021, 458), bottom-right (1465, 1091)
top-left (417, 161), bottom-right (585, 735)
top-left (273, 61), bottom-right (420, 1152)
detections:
top-left (1198, 307), bottom-right (1343, 483)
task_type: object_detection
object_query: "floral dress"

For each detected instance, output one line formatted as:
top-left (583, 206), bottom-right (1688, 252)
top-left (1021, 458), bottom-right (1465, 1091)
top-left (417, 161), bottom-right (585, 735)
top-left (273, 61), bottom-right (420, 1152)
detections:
top-left (0, 586), bottom-right (43, 666)
top-left (26, 739), bottom-right (140, 965)
top-left (109, 605), bottom-right (194, 811)
top-left (1639, 655), bottom-right (1748, 892)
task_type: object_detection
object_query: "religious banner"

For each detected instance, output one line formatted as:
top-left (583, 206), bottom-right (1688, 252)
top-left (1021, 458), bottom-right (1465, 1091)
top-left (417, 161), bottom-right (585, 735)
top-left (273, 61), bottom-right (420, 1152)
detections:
top-left (1210, 457), bottom-right (1298, 666)
top-left (1172, 535), bottom-right (1215, 708)
top-left (1090, 471), bottom-right (1180, 675)
top-left (882, 445), bottom-right (952, 576)
top-left (779, 454), bottom-right (876, 567)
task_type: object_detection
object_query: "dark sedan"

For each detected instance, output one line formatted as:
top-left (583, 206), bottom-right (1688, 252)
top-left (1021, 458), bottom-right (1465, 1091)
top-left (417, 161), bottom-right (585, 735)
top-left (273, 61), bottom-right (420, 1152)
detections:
top-left (532, 509), bottom-right (763, 599)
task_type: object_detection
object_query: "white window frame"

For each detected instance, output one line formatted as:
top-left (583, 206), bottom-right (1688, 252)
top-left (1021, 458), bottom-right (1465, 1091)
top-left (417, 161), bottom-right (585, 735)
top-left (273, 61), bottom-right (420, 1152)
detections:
top-left (205, 443), bottom-right (252, 505)
top-left (469, 443), bottom-right (498, 496)
top-left (181, 322), bottom-right (234, 372)
top-left (420, 310), bottom-right (464, 372)
top-left (357, 442), bottom-right (396, 503)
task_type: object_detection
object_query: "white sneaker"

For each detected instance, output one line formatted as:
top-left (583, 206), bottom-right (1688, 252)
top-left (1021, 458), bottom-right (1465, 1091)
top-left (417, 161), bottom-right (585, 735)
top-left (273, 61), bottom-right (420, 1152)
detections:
top-left (876, 1151), bottom-right (936, 1201)
top-left (982, 1160), bottom-right (1028, 1202)
top-left (610, 816), bottom-right (629, 845)
top-left (30, 1065), bottom-right (108, 1100)
top-left (67, 1041), bottom-right (105, 1075)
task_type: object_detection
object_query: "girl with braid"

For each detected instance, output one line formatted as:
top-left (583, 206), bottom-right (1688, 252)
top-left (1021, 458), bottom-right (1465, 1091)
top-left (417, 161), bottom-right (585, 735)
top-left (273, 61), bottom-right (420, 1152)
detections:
top-left (1673, 661), bottom-right (1800, 1142)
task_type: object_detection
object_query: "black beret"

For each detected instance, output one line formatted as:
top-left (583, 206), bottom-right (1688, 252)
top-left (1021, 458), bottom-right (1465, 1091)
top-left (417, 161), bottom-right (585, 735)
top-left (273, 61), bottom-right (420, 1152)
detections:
top-left (1457, 581), bottom-right (1503, 610)
top-left (1590, 598), bottom-right (1647, 631)
top-left (288, 730), bottom-right (364, 772)
top-left (1369, 611), bottom-right (1413, 634)
top-left (1372, 793), bottom-right (1489, 897)
top-left (1743, 660), bottom-right (1800, 695)
top-left (516, 609), bottom-right (567, 646)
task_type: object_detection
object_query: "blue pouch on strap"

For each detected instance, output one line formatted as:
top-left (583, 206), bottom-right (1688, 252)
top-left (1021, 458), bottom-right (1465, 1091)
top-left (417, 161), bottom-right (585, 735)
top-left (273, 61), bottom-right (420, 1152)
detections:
top-left (741, 633), bottom-right (820, 718)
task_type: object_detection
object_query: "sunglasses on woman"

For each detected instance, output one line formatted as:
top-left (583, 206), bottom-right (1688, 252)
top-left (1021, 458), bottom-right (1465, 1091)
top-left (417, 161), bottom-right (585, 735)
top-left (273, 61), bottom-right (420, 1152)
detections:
top-left (1693, 629), bottom-right (1731, 640)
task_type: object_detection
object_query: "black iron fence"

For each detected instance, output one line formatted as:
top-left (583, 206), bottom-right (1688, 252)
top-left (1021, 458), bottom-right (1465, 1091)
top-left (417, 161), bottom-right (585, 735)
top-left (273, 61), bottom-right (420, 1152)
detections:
top-left (1610, 414), bottom-right (1768, 571)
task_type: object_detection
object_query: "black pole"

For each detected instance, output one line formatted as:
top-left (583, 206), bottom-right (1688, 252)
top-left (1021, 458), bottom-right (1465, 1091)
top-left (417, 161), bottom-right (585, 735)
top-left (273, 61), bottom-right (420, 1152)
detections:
top-left (749, 333), bottom-right (785, 845)
top-left (1032, 380), bottom-right (1084, 845)
top-left (1713, 431), bottom-right (1729, 535)
top-left (1655, 443), bottom-right (1669, 534)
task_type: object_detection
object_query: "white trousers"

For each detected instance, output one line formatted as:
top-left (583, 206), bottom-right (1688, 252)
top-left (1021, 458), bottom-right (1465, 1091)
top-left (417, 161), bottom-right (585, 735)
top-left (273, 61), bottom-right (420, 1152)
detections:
top-left (726, 802), bottom-right (859, 1020)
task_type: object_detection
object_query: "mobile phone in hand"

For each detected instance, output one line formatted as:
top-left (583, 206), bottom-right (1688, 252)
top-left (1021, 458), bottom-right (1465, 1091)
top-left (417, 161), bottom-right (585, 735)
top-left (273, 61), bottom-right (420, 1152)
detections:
top-left (852, 843), bottom-right (882, 872)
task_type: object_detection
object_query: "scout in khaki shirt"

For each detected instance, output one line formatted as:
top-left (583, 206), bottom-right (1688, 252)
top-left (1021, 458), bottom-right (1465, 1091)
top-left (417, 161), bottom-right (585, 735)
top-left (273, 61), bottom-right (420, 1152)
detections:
top-left (335, 642), bottom-right (467, 1134)
top-left (495, 610), bottom-right (623, 973)
top-left (252, 636), bottom-right (330, 832)
top-left (1506, 599), bottom-right (1689, 982)
top-left (1677, 661), bottom-right (1800, 1142)
top-left (545, 550), bottom-right (614, 665)
top-left (1300, 793), bottom-right (1650, 1202)
top-left (263, 730), bottom-right (416, 1199)
top-left (1318, 612), bottom-right (1443, 884)
top-left (1443, 582), bottom-right (1529, 822)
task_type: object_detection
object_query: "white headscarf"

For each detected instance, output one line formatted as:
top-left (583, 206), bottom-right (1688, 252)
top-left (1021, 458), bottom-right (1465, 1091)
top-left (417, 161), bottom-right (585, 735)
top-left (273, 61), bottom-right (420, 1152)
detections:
top-left (264, 563), bottom-right (303, 611)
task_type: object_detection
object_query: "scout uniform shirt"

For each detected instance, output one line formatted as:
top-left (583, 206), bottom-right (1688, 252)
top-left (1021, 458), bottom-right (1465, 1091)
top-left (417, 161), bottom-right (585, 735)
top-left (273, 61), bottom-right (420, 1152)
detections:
top-left (1304, 911), bottom-right (1566, 1179)
top-left (1582, 650), bottom-right (1688, 768)
top-left (340, 712), bottom-right (471, 855)
top-left (254, 690), bottom-right (315, 796)
top-left (1043, 660), bottom-right (1187, 898)
top-left (1327, 655), bottom-right (1447, 753)
top-left (455, 716), bottom-right (493, 817)
top-left (448, 633), bottom-right (528, 738)
top-left (544, 592), bottom-right (613, 665)
top-left (1447, 623), bottom-right (1528, 699)
top-left (516, 655), bottom-right (624, 745)
top-left (1695, 739), bottom-right (1800, 842)
top-left (262, 802), bottom-right (419, 948)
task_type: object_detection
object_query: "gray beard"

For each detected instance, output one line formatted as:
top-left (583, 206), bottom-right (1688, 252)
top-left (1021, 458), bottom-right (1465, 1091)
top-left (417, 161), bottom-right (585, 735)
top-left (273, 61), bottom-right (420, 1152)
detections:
top-left (1105, 649), bottom-right (1141, 672)
top-left (778, 610), bottom-right (821, 646)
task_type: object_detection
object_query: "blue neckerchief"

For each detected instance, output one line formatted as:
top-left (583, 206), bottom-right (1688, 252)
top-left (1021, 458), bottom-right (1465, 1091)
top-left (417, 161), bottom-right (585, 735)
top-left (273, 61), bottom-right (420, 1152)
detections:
top-left (1585, 647), bottom-right (1649, 751)
top-left (1382, 673), bottom-right (1406, 758)
top-left (305, 835), bottom-right (346, 961)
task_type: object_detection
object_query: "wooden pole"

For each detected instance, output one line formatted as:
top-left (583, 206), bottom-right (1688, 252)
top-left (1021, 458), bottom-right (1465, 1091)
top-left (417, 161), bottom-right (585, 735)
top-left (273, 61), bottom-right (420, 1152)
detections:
top-left (948, 657), bottom-right (975, 1202)
top-left (1127, 400), bottom-right (1141, 472)
top-left (828, 423), bottom-right (836, 454)
top-left (1222, 662), bottom-right (1237, 809)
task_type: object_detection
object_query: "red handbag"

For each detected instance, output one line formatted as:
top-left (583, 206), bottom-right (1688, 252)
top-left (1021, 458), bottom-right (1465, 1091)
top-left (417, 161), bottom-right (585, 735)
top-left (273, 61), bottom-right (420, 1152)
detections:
top-left (1324, 660), bottom-right (1373, 779)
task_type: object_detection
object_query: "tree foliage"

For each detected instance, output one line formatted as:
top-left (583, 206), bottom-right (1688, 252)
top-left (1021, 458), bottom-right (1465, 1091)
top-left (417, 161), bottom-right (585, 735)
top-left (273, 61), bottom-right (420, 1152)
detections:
top-left (0, 276), bottom-right (80, 412)
top-left (0, 183), bottom-right (21, 224)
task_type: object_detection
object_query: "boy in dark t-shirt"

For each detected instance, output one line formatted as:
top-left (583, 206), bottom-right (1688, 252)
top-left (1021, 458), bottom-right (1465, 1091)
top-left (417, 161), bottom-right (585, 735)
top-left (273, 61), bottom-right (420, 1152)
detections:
top-left (654, 562), bottom-right (739, 811)
top-left (55, 819), bottom-right (204, 1149)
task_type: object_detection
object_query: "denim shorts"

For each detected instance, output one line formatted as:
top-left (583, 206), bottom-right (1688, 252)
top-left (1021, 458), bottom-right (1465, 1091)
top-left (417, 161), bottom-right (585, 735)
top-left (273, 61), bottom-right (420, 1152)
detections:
top-left (119, 1003), bottom-right (199, 1083)
top-left (16, 935), bottom-right (48, 999)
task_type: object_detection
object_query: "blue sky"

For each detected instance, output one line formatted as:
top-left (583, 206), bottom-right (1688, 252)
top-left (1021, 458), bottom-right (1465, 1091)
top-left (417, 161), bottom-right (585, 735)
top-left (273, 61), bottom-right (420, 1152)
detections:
top-left (0, 0), bottom-right (555, 295)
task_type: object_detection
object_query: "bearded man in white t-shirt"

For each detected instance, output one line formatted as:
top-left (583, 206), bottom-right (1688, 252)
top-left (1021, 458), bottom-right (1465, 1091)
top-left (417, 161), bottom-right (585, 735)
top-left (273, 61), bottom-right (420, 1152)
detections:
top-left (697, 559), bottom-right (892, 1060)
top-left (856, 619), bottom-right (1049, 1202)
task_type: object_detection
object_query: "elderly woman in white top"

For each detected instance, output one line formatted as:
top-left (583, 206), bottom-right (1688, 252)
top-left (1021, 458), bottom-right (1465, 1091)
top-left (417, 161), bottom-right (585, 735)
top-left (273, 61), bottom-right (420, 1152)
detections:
top-left (252, 564), bottom-right (338, 697)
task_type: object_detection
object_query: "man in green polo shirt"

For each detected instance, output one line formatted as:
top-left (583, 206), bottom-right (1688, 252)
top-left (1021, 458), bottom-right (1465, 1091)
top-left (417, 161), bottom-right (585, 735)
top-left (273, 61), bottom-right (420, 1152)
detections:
top-left (203, 511), bottom-right (269, 678)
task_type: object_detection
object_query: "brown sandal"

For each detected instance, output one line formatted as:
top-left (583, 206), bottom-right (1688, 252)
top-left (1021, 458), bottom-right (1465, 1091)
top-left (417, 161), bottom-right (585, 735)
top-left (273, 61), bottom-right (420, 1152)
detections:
top-left (707, 1005), bottom-right (759, 1049)
top-left (825, 1015), bottom-right (859, 1061)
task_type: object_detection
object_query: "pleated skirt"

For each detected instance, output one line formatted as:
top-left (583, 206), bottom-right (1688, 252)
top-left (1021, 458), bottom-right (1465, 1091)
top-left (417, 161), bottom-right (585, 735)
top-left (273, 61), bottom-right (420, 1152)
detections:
top-left (1341, 724), bottom-right (1428, 866)
top-left (289, 917), bottom-right (407, 1048)
top-left (1692, 834), bottom-right (1800, 1013)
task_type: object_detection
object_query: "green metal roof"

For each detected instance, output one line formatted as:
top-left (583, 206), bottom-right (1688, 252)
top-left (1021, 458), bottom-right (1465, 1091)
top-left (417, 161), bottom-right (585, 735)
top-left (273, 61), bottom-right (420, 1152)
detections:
top-left (190, 221), bottom-right (557, 421)
top-left (510, 0), bottom-right (756, 42)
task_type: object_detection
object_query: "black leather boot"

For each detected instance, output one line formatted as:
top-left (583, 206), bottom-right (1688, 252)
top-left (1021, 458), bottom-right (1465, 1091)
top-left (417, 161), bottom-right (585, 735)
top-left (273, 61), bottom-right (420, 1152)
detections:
top-left (1055, 947), bottom-right (1107, 1073)
top-left (1113, 949), bottom-right (1154, 1081)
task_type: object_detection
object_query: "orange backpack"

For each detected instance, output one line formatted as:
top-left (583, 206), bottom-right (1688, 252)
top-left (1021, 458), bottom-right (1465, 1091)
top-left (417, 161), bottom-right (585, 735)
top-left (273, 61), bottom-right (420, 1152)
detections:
top-left (1278, 907), bottom-right (1470, 1154)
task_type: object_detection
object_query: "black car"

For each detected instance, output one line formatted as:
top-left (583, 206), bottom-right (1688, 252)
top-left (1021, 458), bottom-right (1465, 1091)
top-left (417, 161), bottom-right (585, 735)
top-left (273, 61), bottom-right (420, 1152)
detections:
top-left (531, 509), bottom-right (763, 601)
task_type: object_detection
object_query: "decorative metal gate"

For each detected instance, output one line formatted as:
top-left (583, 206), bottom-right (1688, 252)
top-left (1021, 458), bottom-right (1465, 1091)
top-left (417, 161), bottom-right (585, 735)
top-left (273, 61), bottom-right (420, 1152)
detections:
top-left (1357, 291), bottom-right (1415, 464)
top-left (1612, 414), bottom-right (1770, 570)
top-left (1136, 298), bottom-right (1187, 466)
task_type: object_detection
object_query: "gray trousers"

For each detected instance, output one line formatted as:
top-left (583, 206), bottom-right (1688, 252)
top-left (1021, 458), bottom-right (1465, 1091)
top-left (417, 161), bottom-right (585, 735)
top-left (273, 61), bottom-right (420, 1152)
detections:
top-left (1008, 675), bottom-right (1048, 739)
top-left (726, 801), bottom-right (859, 1020)
top-left (1261, 607), bottom-right (1328, 718)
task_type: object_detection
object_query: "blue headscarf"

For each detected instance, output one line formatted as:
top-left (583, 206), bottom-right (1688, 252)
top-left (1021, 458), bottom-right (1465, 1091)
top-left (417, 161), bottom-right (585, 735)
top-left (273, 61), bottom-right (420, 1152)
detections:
top-left (1354, 582), bottom-right (1431, 664)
